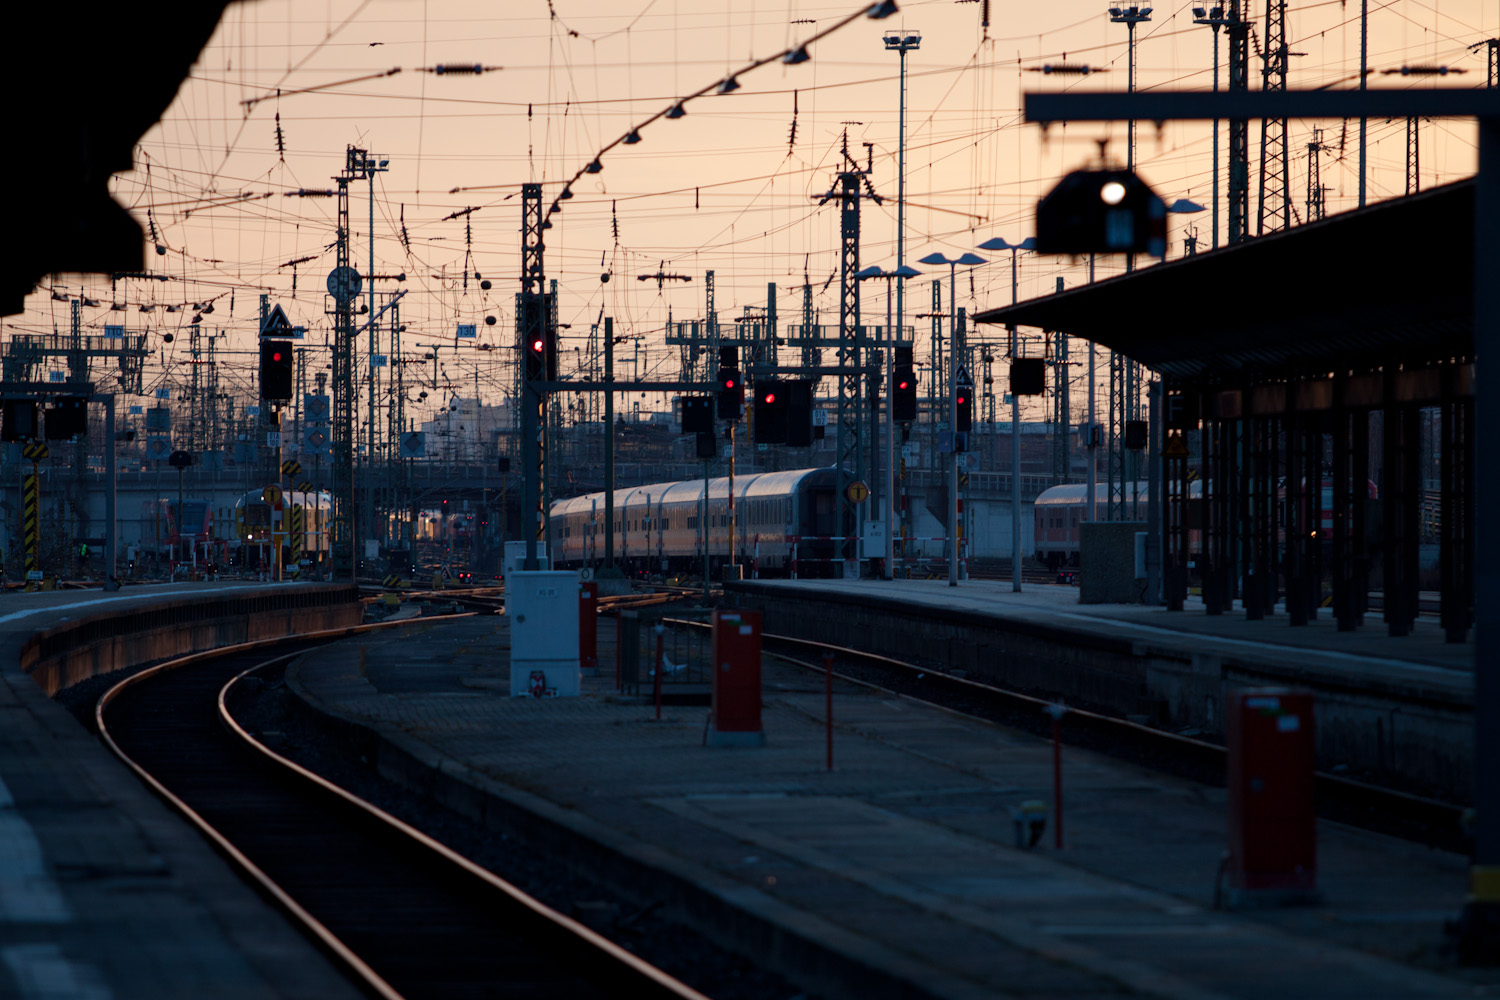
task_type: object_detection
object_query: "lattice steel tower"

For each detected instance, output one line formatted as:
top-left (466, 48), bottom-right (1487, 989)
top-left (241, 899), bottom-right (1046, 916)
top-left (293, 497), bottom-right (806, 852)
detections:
top-left (1256, 0), bottom-right (1292, 234)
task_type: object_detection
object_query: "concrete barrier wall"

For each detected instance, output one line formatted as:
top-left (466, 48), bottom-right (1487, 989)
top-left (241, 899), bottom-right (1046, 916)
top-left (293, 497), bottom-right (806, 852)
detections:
top-left (726, 582), bottom-right (1474, 803)
top-left (17, 585), bottom-right (363, 696)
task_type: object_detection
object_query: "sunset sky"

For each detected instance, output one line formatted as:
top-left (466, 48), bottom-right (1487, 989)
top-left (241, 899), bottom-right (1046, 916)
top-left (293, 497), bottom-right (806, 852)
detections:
top-left (9, 0), bottom-right (1494, 423)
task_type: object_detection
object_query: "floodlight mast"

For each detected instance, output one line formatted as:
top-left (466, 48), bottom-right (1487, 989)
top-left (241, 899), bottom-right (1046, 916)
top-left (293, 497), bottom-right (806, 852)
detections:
top-left (1023, 83), bottom-right (1500, 961)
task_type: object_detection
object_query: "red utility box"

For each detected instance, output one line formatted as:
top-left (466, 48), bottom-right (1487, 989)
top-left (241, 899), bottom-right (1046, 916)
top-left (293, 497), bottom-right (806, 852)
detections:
top-left (706, 608), bottom-right (766, 747)
top-left (1226, 688), bottom-right (1318, 907)
top-left (578, 581), bottom-right (598, 675)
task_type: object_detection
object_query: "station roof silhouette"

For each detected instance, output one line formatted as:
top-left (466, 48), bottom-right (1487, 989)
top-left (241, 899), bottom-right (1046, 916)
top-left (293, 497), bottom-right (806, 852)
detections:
top-left (974, 179), bottom-right (1473, 380)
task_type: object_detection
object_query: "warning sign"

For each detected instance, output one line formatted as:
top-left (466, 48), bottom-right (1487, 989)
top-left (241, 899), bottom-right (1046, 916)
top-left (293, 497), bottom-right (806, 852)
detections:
top-left (1163, 431), bottom-right (1189, 460)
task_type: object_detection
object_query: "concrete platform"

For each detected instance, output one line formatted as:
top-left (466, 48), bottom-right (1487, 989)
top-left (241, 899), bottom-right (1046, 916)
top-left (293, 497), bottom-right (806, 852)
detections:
top-left (0, 581), bottom-right (366, 1000)
top-left (728, 580), bottom-right (1476, 802)
top-left (289, 615), bottom-right (1493, 1000)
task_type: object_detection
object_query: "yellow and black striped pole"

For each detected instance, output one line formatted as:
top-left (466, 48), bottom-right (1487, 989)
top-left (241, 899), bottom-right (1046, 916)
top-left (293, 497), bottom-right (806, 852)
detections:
top-left (23, 469), bottom-right (37, 590)
top-left (289, 504), bottom-right (303, 578)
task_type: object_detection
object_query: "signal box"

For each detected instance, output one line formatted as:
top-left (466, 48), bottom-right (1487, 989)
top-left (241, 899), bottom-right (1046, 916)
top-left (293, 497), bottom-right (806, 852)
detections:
top-left (706, 608), bottom-right (766, 747)
top-left (1225, 688), bottom-right (1318, 907)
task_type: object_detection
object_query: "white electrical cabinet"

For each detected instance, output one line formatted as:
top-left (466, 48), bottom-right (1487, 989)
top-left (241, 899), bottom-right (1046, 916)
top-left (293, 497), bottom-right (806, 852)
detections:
top-left (507, 570), bottom-right (579, 696)
top-left (503, 540), bottom-right (549, 576)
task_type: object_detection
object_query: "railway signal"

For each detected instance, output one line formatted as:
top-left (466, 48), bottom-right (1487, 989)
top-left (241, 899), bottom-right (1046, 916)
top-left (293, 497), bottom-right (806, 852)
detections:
top-left (892, 367), bottom-right (917, 423)
top-left (955, 384), bottom-right (973, 434)
top-left (520, 293), bottom-right (555, 380)
top-left (260, 339), bottom-right (294, 400)
top-left (716, 346), bottom-right (743, 419)
top-left (753, 379), bottom-right (789, 444)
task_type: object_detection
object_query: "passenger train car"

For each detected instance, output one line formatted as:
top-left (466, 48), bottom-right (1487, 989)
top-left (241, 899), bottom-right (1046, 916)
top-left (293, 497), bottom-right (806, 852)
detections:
top-left (232, 489), bottom-right (333, 570)
top-left (550, 467), bottom-right (840, 577)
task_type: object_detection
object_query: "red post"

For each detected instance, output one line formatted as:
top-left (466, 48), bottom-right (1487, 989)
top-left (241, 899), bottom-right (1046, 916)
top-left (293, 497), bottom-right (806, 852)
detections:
top-left (578, 581), bottom-right (599, 675)
top-left (653, 622), bottom-right (665, 721)
top-left (824, 651), bottom-right (835, 771)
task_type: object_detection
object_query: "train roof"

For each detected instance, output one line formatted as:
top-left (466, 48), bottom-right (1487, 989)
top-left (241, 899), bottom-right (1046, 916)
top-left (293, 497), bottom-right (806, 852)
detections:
top-left (551, 467), bottom-right (835, 516)
top-left (233, 488), bottom-right (333, 507)
top-left (1034, 482), bottom-right (1152, 505)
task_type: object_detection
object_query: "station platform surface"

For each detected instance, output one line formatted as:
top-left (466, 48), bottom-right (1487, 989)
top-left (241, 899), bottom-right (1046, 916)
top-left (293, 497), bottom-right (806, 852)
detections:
top-left (0, 581), bottom-right (365, 1000)
top-left (291, 614), bottom-right (1492, 1000)
top-left (736, 578), bottom-right (1472, 695)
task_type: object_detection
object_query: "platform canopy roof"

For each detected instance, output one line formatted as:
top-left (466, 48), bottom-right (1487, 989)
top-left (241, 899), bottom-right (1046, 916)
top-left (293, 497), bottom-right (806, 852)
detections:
top-left (972, 180), bottom-right (1473, 381)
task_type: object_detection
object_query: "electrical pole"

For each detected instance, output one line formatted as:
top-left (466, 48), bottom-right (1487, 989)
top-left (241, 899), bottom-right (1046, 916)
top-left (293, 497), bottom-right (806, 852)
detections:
top-left (1228, 0), bottom-right (1252, 242)
top-left (519, 183), bottom-right (545, 571)
top-left (1257, 0), bottom-right (1292, 235)
top-left (1306, 128), bottom-right (1328, 221)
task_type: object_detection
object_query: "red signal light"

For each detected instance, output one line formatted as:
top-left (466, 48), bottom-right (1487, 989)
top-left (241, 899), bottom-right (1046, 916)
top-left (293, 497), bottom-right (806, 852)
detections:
top-left (898, 379), bottom-right (910, 390)
top-left (724, 377), bottom-right (737, 389)
top-left (957, 393), bottom-right (967, 405)
top-left (763, 392), bottom-right (776, 405)
top-left (531, 337), bottom-right (545, 352)
top-left (272, 351), bottom-right (283, 362)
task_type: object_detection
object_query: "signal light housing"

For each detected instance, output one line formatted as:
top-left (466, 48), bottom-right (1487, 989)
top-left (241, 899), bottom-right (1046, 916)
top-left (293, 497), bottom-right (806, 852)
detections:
top-left (753, 379), bottom-right (789, 444)
top-left (260, 339), bottom-right (294, 400)
top-left (892, 364), bottom-right (918, 423)
top-left (717, 366), bottom-right (743, 419)
top-left (955, 386), bottom-right (973, 434)
top-left (520, 293), bottom-right (556, 381)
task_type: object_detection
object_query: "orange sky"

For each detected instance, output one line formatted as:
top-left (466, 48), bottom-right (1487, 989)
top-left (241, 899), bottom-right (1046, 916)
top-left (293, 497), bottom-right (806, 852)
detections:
top-left (9, 0), bottom-right (1494, 423)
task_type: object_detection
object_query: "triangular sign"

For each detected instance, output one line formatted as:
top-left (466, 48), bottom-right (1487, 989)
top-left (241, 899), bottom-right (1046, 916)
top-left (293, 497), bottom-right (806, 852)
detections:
top-left (955, 364), bottom-right (972, 386)
top-left (1162, 431), bottom-right (1189, 459)
top-left (261, 303), bottom-right (294, 337)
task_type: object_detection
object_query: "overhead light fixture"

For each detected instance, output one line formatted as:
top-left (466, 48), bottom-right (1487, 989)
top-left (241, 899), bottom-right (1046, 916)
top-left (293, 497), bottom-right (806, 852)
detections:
top-left (666, 102), bottom-right (687, 119)
top-left (716, 76), bottom-right (740, 95)
top-left (559, 186), bottom-right (573, 200)
top-left (623, 129), bottom-right (642, 144)
top-left (783, 46), bottom-right (810, 65)
top-left (867, 0), bottom-right (898, 18)
top-left (585, 159), bottom-right (603, 174)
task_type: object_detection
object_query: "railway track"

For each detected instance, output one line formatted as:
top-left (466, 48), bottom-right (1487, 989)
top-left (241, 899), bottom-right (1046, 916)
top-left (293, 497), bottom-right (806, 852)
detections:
top-left (662, 617), bottom-right (1469, 855)
top-left (95, 628), bottom-right (708, 1000)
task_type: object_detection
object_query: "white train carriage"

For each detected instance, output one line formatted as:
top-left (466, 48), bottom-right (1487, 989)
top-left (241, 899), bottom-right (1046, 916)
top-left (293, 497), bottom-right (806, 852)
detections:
top-left (551, 467), bottom-right (840, 577)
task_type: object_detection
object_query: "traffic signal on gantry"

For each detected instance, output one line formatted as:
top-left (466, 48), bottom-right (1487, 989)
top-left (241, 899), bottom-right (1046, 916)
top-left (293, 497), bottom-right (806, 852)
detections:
top-left (520, 293), bottom-right (556, 380)
top-left (260, 339), bottom-right (294, 400)
top-left (753, 379), bottom-right (788, 444)
top-left (892, 345), bottom-right (917, 423)
top-left (716, 345), bottom-right (743, 419)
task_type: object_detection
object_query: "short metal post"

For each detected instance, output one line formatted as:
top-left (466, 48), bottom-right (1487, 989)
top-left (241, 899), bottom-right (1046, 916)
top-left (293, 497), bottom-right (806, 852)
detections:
top-left (823, 652), bottom-right (835, 771)
top-left (1047, 702), bottom-right (1067, 848)
top-left (653, 621), bottom-right (665, 720)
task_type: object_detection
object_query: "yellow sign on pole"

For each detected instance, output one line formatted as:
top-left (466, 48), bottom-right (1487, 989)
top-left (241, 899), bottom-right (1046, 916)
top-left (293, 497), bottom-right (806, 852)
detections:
top-left (262, 484), bottom-right (283, 505)
top-left (845, 480), bottom-right (870, 505)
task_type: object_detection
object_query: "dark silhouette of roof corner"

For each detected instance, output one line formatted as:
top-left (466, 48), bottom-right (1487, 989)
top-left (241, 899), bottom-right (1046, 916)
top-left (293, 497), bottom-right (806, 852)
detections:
top-left (973, 179), bottom-right (1473, 380)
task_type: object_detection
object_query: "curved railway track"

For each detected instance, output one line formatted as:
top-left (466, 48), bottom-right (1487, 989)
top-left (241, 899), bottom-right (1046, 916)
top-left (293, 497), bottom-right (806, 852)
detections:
top-left (662, 617), bottom-right (1469, 855)
top-left (95, 627), bottom-right (707, 1000)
